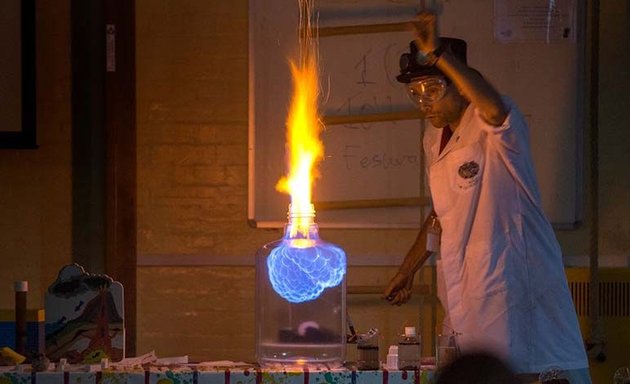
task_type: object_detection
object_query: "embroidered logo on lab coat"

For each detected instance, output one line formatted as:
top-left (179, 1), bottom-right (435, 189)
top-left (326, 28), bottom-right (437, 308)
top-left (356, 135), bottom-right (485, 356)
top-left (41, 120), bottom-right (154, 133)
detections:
top-left (456, 161), bottom-right (480, 189)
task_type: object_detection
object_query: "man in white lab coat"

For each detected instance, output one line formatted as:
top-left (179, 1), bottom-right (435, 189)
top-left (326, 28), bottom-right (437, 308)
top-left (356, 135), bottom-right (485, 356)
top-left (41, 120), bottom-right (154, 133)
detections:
top-left (383, 11), bottom-right (590, 383)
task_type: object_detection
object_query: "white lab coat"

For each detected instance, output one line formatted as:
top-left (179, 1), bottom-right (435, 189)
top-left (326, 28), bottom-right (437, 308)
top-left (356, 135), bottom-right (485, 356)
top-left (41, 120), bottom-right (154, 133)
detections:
top-left (424, 97), bottom-right (588, 373)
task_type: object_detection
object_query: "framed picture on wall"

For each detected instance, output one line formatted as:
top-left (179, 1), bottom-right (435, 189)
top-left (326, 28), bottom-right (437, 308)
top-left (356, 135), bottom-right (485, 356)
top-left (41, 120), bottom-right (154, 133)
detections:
top-left (0, 0), bottom-right (36, 149)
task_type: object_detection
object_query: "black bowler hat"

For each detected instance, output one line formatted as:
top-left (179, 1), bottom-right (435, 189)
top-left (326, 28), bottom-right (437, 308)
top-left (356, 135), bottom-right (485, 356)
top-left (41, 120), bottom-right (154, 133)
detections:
top-left (396, 37), bottom-right (467, 83)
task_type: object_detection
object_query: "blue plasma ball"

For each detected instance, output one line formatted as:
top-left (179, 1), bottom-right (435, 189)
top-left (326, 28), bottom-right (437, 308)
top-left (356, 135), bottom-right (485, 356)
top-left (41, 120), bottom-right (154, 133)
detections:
top-left (267, 241), bottom-right (346, 303)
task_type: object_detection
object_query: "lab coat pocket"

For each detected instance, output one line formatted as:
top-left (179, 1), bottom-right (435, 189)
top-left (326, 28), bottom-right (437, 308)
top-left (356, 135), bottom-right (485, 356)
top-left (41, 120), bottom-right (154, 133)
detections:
top-left (447, 142), bottom-right (484, 193)
top-left (463, 240), bottom-right (508, 299)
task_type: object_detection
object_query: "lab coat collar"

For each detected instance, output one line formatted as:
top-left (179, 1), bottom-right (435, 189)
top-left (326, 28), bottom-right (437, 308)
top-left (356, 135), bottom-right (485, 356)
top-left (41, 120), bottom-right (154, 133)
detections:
top-left (433, 103), bottom-right (476, 162)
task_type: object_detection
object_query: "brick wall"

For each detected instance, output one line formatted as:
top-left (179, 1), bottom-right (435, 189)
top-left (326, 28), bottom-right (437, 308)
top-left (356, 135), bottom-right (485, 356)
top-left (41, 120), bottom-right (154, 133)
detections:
top-left (136, 0), bottom-right (273, 361)
top-left (0, 1), bottom-right (71, 310)
top-left (134, 0), bottom-right (427, 361)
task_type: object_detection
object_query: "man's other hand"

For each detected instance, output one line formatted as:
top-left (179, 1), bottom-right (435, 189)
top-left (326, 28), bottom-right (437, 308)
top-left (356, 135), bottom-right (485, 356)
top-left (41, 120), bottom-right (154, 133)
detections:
top-left (383, 271), bottom-right (415, 305)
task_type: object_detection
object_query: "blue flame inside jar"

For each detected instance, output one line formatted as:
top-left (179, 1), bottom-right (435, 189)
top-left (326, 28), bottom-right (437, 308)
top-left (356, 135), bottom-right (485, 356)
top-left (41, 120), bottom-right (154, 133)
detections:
top-left (267, 239), bottom-right (346, 303)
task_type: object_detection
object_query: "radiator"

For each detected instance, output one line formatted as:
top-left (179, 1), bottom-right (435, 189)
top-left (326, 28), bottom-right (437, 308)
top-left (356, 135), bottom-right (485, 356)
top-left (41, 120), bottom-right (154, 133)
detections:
top-left (565, 268), bottom-right (630, 383)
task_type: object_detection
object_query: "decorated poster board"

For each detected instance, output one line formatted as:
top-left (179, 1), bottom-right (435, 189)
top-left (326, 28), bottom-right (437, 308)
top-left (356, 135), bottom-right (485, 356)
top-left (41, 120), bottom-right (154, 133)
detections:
top-left (45, 264), bottom-right (125, 363)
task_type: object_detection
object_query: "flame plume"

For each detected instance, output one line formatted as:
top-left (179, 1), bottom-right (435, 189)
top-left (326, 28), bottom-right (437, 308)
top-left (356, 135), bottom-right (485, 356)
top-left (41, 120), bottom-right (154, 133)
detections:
top-left (275, 0), bottom-right (323, 237)
top-left (265, 0), bottom-right (346, 304)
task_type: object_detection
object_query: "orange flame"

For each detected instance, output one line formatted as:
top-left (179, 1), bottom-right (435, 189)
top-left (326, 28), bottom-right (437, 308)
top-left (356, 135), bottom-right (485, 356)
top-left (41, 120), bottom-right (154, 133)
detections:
top-left (275, 52), bottom-right (323, 235)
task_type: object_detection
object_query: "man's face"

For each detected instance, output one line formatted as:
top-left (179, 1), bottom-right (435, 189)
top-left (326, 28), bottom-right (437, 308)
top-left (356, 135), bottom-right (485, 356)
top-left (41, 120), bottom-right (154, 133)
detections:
top-left (406, 76), bottom-right (462, 128)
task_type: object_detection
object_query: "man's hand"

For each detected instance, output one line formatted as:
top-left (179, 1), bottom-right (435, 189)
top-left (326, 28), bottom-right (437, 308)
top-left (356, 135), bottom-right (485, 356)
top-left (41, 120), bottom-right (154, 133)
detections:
top-left (383, 271), bottom-right (415, 305)
top-left (409, 12), bottom-right (508, 125)
top-left (410, 11), bottom-right (440, 54)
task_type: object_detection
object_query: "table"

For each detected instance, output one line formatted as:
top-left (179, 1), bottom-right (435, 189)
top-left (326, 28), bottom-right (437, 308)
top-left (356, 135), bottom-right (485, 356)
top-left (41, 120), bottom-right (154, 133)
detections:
top-left (0, 367), bottom-right (434, 384)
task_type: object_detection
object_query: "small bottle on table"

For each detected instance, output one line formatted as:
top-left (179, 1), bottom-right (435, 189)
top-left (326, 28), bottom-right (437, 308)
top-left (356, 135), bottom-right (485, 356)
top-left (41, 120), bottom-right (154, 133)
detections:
top-left (398, 326), bottom-right (420, 370)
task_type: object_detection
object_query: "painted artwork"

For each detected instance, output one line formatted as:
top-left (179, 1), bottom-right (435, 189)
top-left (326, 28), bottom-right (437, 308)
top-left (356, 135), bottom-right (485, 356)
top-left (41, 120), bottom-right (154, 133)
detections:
top-left (45, 263), bottom-right (125, 363)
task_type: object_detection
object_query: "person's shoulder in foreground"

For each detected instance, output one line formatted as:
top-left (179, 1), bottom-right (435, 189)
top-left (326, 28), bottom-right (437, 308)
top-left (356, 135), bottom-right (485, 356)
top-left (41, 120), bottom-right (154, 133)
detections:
top-left (436, 351), bottom-right (592, 384)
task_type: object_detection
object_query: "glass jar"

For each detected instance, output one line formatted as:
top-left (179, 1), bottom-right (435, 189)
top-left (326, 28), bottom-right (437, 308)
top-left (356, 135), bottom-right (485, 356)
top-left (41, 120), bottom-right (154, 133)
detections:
top-left (356, 328), bottom-right (380, 370)
top-left (398, 326), bottom-right (420, 370)
top-left (255, 207), bottom-right (347, 367)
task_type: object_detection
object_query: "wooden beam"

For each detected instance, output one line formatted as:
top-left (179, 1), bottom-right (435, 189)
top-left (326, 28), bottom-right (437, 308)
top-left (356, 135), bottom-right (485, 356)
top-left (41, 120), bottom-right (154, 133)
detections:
top-left (71, 0), bottom-right (106, 274)
top-left (104, 0), bottom-right (137, 358)
top-left (347, 284), bottom-right (430, 295)
top-left (313, 22), bottom-right (409, 38)
top-left (315, 197), bottom-right (430, 211)
top-left (322, 110), bottom-right (422, 126)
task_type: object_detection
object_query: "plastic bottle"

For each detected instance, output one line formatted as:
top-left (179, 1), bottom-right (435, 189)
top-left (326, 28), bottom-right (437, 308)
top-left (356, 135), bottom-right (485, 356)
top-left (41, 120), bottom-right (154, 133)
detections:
top-left (386, 345), bottom-right (399, 370)
top-left (397, 326), bottom-right (420, 370)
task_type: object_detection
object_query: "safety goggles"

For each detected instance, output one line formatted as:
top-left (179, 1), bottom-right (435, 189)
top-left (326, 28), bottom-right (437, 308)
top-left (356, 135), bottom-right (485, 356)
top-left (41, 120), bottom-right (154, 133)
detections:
top-left (406, 77), bottom-right (448, 106)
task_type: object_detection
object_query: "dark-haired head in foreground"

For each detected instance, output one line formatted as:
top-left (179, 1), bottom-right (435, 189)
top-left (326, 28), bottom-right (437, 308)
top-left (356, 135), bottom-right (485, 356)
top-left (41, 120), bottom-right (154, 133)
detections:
top-left (436, 351), bottom-right (520, 384)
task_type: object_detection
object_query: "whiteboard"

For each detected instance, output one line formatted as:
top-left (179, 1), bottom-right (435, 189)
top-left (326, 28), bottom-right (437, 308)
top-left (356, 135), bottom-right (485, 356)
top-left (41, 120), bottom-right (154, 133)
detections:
top-left (248, 0), bottom-right (584, 228)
